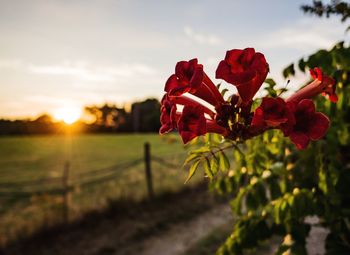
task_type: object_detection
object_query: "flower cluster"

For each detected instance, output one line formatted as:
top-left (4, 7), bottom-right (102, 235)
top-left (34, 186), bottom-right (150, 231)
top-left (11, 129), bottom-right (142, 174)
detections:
top-left (160, 48), bottom-right (336, 149)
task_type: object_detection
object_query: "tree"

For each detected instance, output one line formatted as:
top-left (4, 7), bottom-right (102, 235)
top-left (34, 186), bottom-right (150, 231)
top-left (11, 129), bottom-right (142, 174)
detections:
top-left (301, 0), bottom-right (350, 24)
top-left (131, 98), bottom-right (161, 132)
top-left (85, 99), bottom-right (161, 133)
top-left (84, 104), bottom-right (130, 131)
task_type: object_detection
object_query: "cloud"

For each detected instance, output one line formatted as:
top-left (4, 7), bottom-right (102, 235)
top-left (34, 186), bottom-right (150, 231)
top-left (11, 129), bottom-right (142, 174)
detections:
top-left (184, 26), bottom-right (222, 45)
top-left (24, 95), bottom-right (75, 106)
top-left (29, 63), bottom-right (115, 82)
top-left (0, 59), bottom-right (23, 69)
top-left (28, 61), bottom-right (158, 82)
top-left (259, 18), bottom-right (348, 51)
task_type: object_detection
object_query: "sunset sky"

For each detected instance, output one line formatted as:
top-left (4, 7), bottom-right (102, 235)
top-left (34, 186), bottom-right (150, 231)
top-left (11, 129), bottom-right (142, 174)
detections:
top-left (0, 0), bottom-right (349, 119)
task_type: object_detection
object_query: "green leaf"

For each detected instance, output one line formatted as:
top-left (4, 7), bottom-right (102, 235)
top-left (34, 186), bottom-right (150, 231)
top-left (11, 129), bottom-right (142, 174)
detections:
top-left (283, 63), bottom-right (295, 78)
top-left (210, 133), bottom-right (222, 145)
top-left (183, 153), bottom-right (200, 166)
top-left (276, 88), bottom-right (288, 96)
top-left (204, 157), bottom-right (214, 178)
top-left (273, 200), bottom-right (281, 224)
top-left (231, 188), bottom-right (246, 214)
top-left (185, 159), bottom-right (201, 183)
top-left (210, 156), bottom-right (219, 175)
top-left (221, 88), bottom-right (229, 97)
top-left (298, 58), bottom-right (306, 72)
top-left (275, 244), bottom-right (291, 255)
top-left (219, 151), bottom-right (230, 171)
top-left (264, 78), bottom-right (276, 87)
top-left (190, 147), bottom-right (210, 154)
top-left (279, 200), bottom-right (289, 222)
top-left (265, 87), bottom-right (277, 97)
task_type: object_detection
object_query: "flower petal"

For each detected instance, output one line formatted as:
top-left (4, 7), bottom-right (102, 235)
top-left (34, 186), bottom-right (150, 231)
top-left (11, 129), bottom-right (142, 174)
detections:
top-left (159, 124), bottom-right (172, 135)
top-left (251, 107), bottom-right (264, 128)
top-left (329, 93), bottom-right (338, 103)
top-left (297, 99), bottom-right (315, 115)
top-left (178, 106), bottom-right (207, 144)
top-left (216, 48), bottom-right (269, 103)
top-left (308, 112), bottom-right (330, 140)
top-left (290, 132), bottom-right (310, 150)
top-left (164, 74), bottom-right (179, 93)
top-left (216, 60), bottom-right (232, 81)
top-left (310, 67), bottom-right (323, 81)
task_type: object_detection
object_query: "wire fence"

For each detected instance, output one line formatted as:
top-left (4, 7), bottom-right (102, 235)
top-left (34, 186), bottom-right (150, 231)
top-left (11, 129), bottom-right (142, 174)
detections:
top-left (0, 142), bottom-right (187, 222)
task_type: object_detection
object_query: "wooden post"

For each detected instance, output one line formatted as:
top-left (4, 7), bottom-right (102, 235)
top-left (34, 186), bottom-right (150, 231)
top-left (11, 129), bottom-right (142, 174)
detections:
top-left (144, 142), bottom-right (154, 199)
top-left (62, 161), bottom-right (70, 223)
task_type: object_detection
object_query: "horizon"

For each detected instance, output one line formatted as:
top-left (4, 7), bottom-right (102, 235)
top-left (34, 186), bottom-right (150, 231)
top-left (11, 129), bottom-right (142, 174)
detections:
top-left (0, 96), bottom-right (157, 122)
top-left (1, 0), bottom-right (349, 120)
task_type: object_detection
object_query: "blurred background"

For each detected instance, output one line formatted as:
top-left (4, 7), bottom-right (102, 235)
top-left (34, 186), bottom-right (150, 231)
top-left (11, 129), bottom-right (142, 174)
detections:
top-left (0, 0), bottom-right (349, 254)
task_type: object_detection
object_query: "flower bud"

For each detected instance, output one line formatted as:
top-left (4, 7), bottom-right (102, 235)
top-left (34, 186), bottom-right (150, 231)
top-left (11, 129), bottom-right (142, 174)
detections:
top-left (293, 187), bottom-right (300, 195)
top-left (250, 176), bottom-right (258, 185)
top-left (262, 170), bottom-right (271, 179)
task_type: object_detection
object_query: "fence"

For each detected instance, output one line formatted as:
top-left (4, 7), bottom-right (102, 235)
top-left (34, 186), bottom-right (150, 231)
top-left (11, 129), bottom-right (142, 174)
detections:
top-left (0, 142), bottom-right (186, 225)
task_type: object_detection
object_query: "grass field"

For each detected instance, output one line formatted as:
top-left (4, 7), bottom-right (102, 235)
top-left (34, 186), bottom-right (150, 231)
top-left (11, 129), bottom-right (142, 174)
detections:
top-left (0, 133), bottom-right (200, 246)
top-left (0, 133), bottom-right (186, 182)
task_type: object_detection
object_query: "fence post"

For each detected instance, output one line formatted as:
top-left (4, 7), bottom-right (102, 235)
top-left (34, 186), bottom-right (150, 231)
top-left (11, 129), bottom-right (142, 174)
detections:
top-left (62, 161), bottom-right (70, 223)
top-left (144, 142), bottom-right (154, 199)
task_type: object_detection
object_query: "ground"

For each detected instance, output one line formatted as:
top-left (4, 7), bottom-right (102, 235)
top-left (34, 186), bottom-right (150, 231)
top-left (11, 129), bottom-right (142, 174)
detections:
top-left (1, 182), bottom-right (328, 255)
top-left (2, 183), bottom-right (227, 255)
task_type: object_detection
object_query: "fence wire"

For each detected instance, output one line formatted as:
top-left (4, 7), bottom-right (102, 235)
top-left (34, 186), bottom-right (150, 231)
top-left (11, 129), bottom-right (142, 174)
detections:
top-left (0, 149), bottom-right (186, 199)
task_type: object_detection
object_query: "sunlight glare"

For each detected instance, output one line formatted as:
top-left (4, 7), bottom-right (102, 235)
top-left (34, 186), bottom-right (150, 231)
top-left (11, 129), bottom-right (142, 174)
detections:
top-left (54, 107), bottom-right (81, 125)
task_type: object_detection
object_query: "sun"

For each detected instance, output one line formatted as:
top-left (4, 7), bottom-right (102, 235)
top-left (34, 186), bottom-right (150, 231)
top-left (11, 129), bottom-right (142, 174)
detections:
top-left (53, 107), bottom-right (81, 125)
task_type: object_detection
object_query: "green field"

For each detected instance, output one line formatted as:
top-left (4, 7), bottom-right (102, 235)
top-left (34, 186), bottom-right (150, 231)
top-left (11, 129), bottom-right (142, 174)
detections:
top-left (0, 133), bottom-right (186, 181)
top-left (0, 133), bottom-right (199, 246)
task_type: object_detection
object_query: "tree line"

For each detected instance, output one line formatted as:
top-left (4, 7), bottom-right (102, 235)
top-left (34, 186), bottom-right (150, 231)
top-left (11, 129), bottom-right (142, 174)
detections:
top-left (0, 98), bottom-right (161, 135)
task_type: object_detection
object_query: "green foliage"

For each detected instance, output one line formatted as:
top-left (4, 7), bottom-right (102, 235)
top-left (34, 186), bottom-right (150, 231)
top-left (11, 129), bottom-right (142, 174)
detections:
top-left (183, 135), bottom-right (236, 182)
top-left (301, 0), bottom-right (350, 24)
top-left (264, 78), bottom-right (278, 97)
top-left (283, 63), bottom-right (295, 78)
top-left (185, 40), bottom-right (350, 254)
top-left (182, 4), bottom-right (350, 252)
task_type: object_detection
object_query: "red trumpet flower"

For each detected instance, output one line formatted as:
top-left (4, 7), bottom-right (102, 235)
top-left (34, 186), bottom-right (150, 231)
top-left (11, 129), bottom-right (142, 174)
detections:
top-left (159, 93), bottom-right (217, 135)
top-left (251, 97), bottom-right (292, 129)
top-left (177, 105), bottom-right (229, 144)
top-left (161, 49), bottom-right (335, 150)
top-left (159, 94), bottom-right (178, 135)
top-left (216, 48), bottom-right (269, 104)
top-left (164, 59), bottom-right (224, 107)
top-left (286, 67), bottom-right (337, 103)
top-left (177, 105), bottom-right (207, 144)
top-left (285, 99), bottom-right (330, 150)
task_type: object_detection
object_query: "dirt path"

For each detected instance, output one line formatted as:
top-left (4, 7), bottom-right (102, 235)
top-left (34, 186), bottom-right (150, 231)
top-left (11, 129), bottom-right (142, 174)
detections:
top-left (2, 184), bottom-right (231, 255)
top-left (2, 183), bottom-right (328, 255)
top-left (117, 204), bottom-right (232, 255)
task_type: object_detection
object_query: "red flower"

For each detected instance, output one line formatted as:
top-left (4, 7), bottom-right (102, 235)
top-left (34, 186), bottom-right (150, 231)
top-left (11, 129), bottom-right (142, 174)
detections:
top-left (285, 99), bottom-right (330, 150)
top-left (177, 105), bottom-right (229, 144)
top-left (177, 105), bottom-right (208, 144)
top-left (165, 59), bottom-right (224, 107)
top-left (251, 97), bottom-right (293, 129)
top-left (170, 94), bottom-right (215, 118)
top-left (159, 94), bottom-right (178, 135)
top-left (286, 67), bottom-right (337, 103)
top-left (216, 48), bottom-right (269, 104)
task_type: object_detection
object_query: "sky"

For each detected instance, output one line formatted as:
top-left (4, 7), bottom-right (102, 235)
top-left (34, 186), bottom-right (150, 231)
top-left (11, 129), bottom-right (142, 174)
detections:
top-left (0, 0), bottom-right (349, 119)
